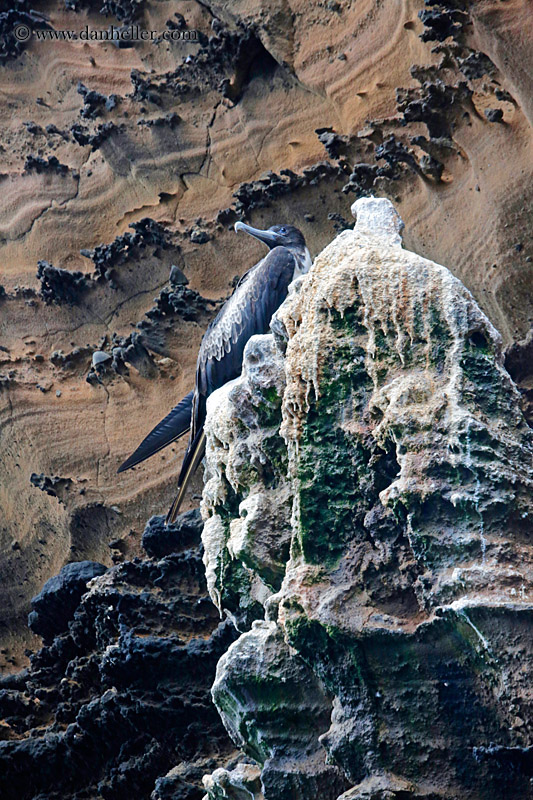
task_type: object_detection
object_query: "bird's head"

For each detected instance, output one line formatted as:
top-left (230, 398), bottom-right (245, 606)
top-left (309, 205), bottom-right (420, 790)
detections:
top-left (234, 221), bottom-right (307, 253)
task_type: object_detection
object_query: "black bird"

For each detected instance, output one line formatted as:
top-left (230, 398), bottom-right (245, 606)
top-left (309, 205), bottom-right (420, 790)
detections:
top-left (117, 222), bottom-right (311, 524)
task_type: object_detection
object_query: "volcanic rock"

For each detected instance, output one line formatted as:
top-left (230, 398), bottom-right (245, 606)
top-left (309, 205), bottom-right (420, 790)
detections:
top-left (201, 198), bottom-right (533, 799)
top-left (141, 509), bottom-right (203, 559)
top-left (36, 261), bottom-right (91, 305)
top-left (0, 512), bottom-right (237, 800)
top-left (2, 1), bottom-right (533, 791)
top-left (27, 559), bottom-right (106, 642)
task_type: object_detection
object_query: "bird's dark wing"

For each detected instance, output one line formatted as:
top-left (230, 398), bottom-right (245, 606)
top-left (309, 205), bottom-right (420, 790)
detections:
top-left (197, 246), bottom-right (297, 401)
top-left (117, 390), bottom-right (194, 473)
top-left (166, 246), bottom-right (297, 523)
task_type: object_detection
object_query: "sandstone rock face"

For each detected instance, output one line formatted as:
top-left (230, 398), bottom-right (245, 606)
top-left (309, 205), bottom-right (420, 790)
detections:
top-left (3, 0), bottom-right (533, 665)
top-left (202, 198), bottom-right (533, 800)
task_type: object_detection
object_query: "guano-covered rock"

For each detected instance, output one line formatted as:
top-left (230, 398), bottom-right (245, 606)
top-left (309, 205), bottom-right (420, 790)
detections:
top-left (201, 197), bottom-right (533, 800)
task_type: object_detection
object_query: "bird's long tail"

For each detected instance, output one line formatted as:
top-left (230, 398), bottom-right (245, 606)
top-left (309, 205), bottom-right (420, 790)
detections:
top-left (117, 391), bottom-right (194, 473)
top-left (165, 429), bottom-right (206, 525)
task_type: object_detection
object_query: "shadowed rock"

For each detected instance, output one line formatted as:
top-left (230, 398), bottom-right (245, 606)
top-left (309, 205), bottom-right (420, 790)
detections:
top-left (142, 509), bottom-right (204, 559)
top-left (28, 560), bottom-right (106, 642)
top-left (30, 472), bottom-right (73, 502)
top-left (36, 261), bottom-right (91, 305)
top-left (0, 512), bottom-right (237, 800)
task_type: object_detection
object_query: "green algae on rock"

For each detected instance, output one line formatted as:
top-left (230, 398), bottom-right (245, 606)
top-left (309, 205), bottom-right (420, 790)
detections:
top-left (202, 198), bottom-right (533, 800)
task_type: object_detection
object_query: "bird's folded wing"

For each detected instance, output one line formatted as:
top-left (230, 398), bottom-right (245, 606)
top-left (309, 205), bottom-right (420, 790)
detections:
top-left (165, 247), bottom-right (297, 523)
top-left (198, 247), bottom-right (297, 395)
top-left (117, 390), bottom-right (194, 473)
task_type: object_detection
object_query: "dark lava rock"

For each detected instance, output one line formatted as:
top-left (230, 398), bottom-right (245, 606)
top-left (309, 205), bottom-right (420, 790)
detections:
top-left (36, 261), bottom-right (91, 305)
top-left (484, 107), bottom-right (504, 123)
top-left (341, 162), bottom-right (380, 195)
top-left (24, 121), bottom-right (43, 135)
top-left (87, 352), bottom-right (112, 383)
top-left (375, 135), bottom-right (420, 174)
top-left (0, 2), bottom-right (51, 63)
top-left (458, 50), bottom-right (495, 80)
top-left (495, 88), bottom-right (513, 103)
top-left (166, 12), bottom-right (186, 31)
top-left (327, 212), bottom-right (352, 232)
top-left (71, 121), bottom-right (123, 150)
top-left (46, 123), bottom-right (65, 136)
top-left (80, 218), bottom-right (171, 281)
top-left (473, 744), bottom-right (533, 777)
top-left (142, 509), bottom-right (203, 559)
top-left (130, 68), bottom-right (163, 105)
top-left (420, 153), bottom-right (444, 180)
top-left (232, 163), bottom-right (342, 216)
top-left (0, 370), bottom-right (16, 388)
top-left (77, 82), bottom-right (120, 118)
top-left (50, 345), bottom-right (92, 368)
top-left (130, 217), bottom-right (170, 246)
top-left (190, 229), bottom-right (210, 244)
top-left (24, 155), bottom-right (69, 175)
top-left (151, 760), bottom-right (221, 799)
top-left (216, 206), bottom-right (238, 226)
top-left (504, 328), bottom-right (533, 427)
top-left (138, 112), bottom-right (181, 128)
top-left (0, 510), bottom-right (236, 800)
top-left (111, 330), bottom-right (157, 378)
top-left (30, 472), bottom-right (73, 500)
top-left (28, 560), bottom-right (107, 642)
top-left (14, 285), bottom-right (37, 300)
top-left (169, 264), bottom-right (188, 286)
top-left (159, 24), bottom-right (263, 103)
top-left (418, 4), bottom-right (468, 43)
top-left (397, 78), bottom-right (472, 140)
top-left (315, 127), bottom-right (349, 159)
top-left (143, 284), bottom-right (215, 324)
top-left (65, 0), bottom-right (145, 24)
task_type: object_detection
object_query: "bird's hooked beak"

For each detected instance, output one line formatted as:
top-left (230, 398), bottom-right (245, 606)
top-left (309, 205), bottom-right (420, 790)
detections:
top-left (234, 221), bottom-right (280, 249)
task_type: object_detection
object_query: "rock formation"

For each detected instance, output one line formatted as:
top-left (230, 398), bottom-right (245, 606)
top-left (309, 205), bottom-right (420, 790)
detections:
top-left (2, 0), bottom-right (533, 666)
top-left (2, 0), bottom-right (533, 796)
top-left (201, 198), bottom-right (533, 799)
top-left (0, 510), bottom-right (239, 800)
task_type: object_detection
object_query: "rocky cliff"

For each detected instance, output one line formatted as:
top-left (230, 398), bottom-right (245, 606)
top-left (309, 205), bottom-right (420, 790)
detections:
top-left (1, 0), bottom-right (533, 797)
top-left (0, 510), bottom-right (240, 799)
top-left (2, 0), bottom-right (533, 668)
top-left (201, 198), bottom-right (533, 799)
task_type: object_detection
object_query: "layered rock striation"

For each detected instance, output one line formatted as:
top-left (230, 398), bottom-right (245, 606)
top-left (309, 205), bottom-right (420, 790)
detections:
top-left (201, 198), bottom-right (533, 800)
top-left (3, 0), bottom-right (533, 660)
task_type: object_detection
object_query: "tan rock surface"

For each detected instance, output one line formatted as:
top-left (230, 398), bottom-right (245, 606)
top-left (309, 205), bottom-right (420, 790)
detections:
top-left (1, 0), bottom-right (533, 666)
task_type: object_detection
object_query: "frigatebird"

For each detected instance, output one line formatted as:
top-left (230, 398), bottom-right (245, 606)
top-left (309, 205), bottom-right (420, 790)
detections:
top-left (117, 222), bottom-right (311, 524)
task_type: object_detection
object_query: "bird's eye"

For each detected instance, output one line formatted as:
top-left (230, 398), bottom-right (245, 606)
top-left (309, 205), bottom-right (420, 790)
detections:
top-left (279, 226), bottom-right (287, 234)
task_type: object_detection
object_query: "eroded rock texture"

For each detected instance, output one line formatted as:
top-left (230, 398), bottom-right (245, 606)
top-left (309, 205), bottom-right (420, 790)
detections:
top-left (2, 0), bottom-right (533, 796)
top-left (201, 199), bottom-right (533, 800)
top-left (0, 510), bottom-right (238, 800)
top-left (3, 0), bottom-right (533, 666)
